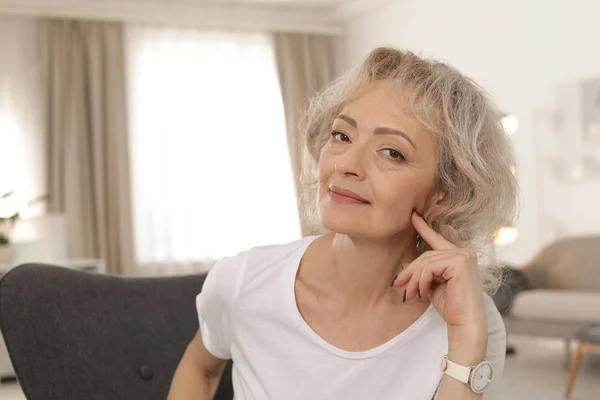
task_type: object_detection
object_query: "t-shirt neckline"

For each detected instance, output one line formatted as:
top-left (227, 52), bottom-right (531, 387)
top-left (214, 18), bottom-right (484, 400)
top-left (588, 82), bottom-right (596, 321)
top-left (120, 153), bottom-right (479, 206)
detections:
top-left (286, 235), bottom-right (435, 360)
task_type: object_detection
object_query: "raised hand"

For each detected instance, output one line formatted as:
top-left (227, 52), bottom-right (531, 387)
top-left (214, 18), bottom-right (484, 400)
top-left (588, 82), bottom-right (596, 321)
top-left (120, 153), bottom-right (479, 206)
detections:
top-left (392, 211), bottom-right (487, 335)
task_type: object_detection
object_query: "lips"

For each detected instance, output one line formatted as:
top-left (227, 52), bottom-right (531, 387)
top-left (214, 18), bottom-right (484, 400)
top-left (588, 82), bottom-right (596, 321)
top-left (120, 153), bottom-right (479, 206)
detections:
top-left (328, 185), bottom-right (370, 204)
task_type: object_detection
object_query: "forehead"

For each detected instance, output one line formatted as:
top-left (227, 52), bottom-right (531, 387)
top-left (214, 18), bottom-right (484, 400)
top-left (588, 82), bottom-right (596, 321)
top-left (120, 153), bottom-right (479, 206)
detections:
top-left (341, 81), bottom-right (415, 121)
top-left (338, 81), bottom-right (435, 146)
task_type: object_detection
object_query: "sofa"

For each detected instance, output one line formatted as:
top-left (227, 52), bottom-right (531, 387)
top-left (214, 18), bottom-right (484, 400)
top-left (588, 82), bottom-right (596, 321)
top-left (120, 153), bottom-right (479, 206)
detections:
top-left (500, 236), bottom-right (600, 360)
top-left (0, 264), bottom-right (234, 400)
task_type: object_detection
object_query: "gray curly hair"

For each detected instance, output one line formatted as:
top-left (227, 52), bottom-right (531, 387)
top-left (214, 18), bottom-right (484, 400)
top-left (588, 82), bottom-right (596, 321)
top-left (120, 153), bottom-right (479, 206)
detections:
top-left (299, 47), bottom-right (519, 294)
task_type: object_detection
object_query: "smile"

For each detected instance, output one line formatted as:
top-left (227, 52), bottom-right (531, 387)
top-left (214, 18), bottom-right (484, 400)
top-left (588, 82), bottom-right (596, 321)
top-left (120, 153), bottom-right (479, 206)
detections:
top-left (328, 185), bottom-right (371, 205)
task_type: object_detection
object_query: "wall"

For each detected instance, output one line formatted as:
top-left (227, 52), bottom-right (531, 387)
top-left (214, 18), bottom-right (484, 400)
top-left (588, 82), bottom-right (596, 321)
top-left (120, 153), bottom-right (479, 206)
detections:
top-left (340, 0), bottom-right (600, 265)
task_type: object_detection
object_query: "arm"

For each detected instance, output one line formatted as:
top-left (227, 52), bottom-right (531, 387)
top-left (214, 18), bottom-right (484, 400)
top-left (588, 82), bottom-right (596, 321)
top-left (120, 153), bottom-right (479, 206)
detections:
top-left (437, 295), bottom-right (506, 399)
top-left (168, 329), bottom-right (227, 400)
top-left (437, 327), bottom-right (488, 400)
top-left (168, 257), bottom-right (244, 400)
top-left (170, 254), bottom-right (240, 398)
top-left (393, 211), bottom-right (506, 400)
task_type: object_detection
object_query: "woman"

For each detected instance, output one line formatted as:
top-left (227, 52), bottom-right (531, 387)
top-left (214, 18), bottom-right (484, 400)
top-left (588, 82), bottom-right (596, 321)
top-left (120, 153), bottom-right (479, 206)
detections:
top-left (168, 47), bottom-right (518, 400)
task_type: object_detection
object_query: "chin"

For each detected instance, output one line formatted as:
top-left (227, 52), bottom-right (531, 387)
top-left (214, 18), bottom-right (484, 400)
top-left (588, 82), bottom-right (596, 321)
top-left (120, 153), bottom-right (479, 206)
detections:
top-left (321, 217), bottom-right (364, 237)
top-left (320, 209), bottom-right (406, 242)
top-left (319, 203), bottom-right (373, 237)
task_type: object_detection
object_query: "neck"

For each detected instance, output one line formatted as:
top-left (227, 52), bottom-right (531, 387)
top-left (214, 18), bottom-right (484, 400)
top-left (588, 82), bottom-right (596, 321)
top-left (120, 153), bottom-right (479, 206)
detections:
top-left (318, 230), bottom-right (418, 308)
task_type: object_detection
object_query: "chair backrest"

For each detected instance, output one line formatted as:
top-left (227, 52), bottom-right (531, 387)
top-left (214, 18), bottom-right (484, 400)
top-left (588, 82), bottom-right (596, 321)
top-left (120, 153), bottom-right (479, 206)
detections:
top-left (0, 264), bottom-right (233, 400)
top-left (521, 236), bottom-right (600, 290)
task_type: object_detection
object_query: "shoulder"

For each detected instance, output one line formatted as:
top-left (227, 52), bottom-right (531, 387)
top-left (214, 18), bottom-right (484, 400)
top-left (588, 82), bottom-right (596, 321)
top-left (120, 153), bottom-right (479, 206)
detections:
top-left (195, 236), bottom-right (318, 359)
top-left (200, 236), bottom-right (317, 303)
top-left (242, 235), bottom-right (317, 271)
top-left (483, 292), bottom-right (506, 338)
top-left (482, 292), bottom-right (507, 383)
top-left (234, 235), bottom-right (319, 282)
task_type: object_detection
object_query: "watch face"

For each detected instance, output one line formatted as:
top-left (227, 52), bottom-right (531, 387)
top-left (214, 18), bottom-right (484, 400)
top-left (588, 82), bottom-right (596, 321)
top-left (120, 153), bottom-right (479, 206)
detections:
top-left (471, 362), bottom-right (493, 393)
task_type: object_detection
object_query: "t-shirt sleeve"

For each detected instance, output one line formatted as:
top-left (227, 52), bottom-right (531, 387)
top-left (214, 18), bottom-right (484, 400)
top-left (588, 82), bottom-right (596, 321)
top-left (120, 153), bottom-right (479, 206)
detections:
top-left (481, 293), bottom-right (507, 398)
top-left (195, 255), bottom-right (244, 360)
top-left (433, 293), bottom-right (507, 399)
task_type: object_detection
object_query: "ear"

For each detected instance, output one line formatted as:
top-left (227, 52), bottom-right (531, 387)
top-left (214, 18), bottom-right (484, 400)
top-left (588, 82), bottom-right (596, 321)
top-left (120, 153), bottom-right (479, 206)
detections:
top-left (422, 189), bottom-right (446, 222)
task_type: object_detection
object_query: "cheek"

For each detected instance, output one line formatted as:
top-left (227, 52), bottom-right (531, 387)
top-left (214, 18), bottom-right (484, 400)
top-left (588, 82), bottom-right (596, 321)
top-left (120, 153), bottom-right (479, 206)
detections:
top-left (317, 149), bottom-right (335, 181)
top-left (376, 174), bottom-right (431, 215)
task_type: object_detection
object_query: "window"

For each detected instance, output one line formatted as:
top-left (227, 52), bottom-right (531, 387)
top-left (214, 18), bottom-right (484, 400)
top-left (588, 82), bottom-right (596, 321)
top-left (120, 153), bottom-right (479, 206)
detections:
top-left (0, 17), bottom-right (44, 219)
top-left (126, 26), bottom-right (301, 265)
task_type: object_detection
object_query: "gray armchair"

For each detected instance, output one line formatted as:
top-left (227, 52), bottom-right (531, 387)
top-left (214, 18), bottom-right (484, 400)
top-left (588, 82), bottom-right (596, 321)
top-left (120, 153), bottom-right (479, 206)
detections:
top-left (0, 264), bottom-right (234, 400)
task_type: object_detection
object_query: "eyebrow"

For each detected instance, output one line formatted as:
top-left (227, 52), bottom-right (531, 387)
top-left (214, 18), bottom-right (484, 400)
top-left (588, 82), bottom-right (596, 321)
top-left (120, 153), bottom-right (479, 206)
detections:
top-left (335, 114), bottom-right (417, 149)
top-left (336, 114), bottom-right (357, 128)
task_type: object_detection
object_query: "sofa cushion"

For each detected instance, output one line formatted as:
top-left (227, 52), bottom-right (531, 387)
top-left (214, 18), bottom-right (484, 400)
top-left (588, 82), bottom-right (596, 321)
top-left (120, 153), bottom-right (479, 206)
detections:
top-left (521, 236), bottom-right (600, 290)
top-left (511, 290), bottom-right (600, 323)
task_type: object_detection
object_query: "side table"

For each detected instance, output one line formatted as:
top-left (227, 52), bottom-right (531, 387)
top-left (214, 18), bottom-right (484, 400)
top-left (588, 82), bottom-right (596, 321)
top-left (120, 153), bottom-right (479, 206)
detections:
top-left (564, 324), bottom-right (600, 399)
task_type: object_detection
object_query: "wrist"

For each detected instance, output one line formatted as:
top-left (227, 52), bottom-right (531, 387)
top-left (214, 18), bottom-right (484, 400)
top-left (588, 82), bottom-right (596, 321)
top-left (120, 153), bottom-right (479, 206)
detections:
top-left (448, 322), bottom-right (487, 343)
top-left (447, 325), bottom-right (488, 366)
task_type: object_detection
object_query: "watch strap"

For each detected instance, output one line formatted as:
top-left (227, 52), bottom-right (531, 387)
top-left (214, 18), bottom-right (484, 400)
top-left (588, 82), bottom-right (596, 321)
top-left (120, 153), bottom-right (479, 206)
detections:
top-left (441, 356), bottom-right (471, 385)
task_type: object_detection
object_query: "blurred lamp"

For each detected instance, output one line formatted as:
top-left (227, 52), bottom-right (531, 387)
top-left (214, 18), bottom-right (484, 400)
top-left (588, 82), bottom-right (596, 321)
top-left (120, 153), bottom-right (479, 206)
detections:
top-left (501, 114), bottom-right (519, 136)
top-left (587, 122), bottom-right (600, 139)
top-left (494, 226), bottom-right (519, 246)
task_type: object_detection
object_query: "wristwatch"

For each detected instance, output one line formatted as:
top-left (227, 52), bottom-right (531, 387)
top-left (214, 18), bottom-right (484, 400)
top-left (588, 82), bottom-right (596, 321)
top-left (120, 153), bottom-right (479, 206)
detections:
top-left (440, 355), bottom-right (493, 393)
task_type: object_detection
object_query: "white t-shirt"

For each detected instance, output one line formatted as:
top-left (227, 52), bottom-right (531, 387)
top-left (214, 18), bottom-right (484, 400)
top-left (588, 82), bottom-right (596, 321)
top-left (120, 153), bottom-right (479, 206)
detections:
top-left (196, 235), bottom-right (506, 400)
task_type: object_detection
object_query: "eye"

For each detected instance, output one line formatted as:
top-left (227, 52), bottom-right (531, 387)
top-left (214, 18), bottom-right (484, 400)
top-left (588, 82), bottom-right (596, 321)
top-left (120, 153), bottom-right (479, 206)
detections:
top-left (331, 131), bottom-right (350, 142)
top-left (381, 148), bottom-right (406, 161)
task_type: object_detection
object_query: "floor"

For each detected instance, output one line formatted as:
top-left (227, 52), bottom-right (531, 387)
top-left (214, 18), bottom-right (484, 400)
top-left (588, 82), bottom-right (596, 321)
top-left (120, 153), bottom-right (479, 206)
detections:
top-left (0, 336), bottom-right (599, 399)
top-left (488, 336), bottom-right (600, 400)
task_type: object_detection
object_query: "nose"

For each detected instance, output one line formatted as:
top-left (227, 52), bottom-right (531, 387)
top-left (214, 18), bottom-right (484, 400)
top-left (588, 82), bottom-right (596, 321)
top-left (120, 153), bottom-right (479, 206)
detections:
top-left (335, 144), bottom-right (367, 180)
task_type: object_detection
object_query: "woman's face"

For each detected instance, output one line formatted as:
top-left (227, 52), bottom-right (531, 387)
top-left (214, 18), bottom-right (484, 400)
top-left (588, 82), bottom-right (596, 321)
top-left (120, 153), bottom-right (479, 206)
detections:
top-left (318, 80), bottom-right (439, 239)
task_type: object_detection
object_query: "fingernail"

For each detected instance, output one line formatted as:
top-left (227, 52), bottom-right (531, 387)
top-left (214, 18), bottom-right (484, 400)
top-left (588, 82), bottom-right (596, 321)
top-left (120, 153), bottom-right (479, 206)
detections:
top-left (402, 289), bottom-right (407, 303)
top-left (413, 209), bottom-right (422, 218)
top-left (417, 287), bottom-right (421, 298)
top-left (390, 274), bottom-right (398, 286)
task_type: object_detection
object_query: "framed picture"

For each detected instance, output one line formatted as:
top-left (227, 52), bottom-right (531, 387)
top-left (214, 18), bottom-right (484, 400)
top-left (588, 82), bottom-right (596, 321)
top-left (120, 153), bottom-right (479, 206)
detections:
top-left (549, 78), bottom-right (600, 182)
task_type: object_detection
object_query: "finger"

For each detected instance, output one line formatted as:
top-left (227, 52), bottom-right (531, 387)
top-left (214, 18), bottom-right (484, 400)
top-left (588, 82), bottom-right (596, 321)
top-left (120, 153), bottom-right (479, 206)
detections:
top-left (392, 250), bottom-right (448, 287)
top-left (392, 266), bottom-right (414, 288)
top-left (404, 262), bottom-right (424, 301)
top-left (417, 257), bottom-right (461, 295)
top-left (392, 250), bottom-right (451, 286)
top-left (419, 265), bottom-right (445, 298)
top-left (421, 276), bottom-right (443, 299)
top-left (391, 251), bottom-right (433, 287)
top-left (406, 254), bottom-right (452, 300)
top-left (412, 210), bottom-right (456, 251)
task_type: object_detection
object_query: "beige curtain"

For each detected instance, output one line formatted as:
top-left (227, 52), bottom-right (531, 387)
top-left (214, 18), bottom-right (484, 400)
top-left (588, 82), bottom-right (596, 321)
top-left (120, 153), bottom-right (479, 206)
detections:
top-left (42, 20), bottom-right (134, 275)
top-left (274, 33), bottom-right (336, 236)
